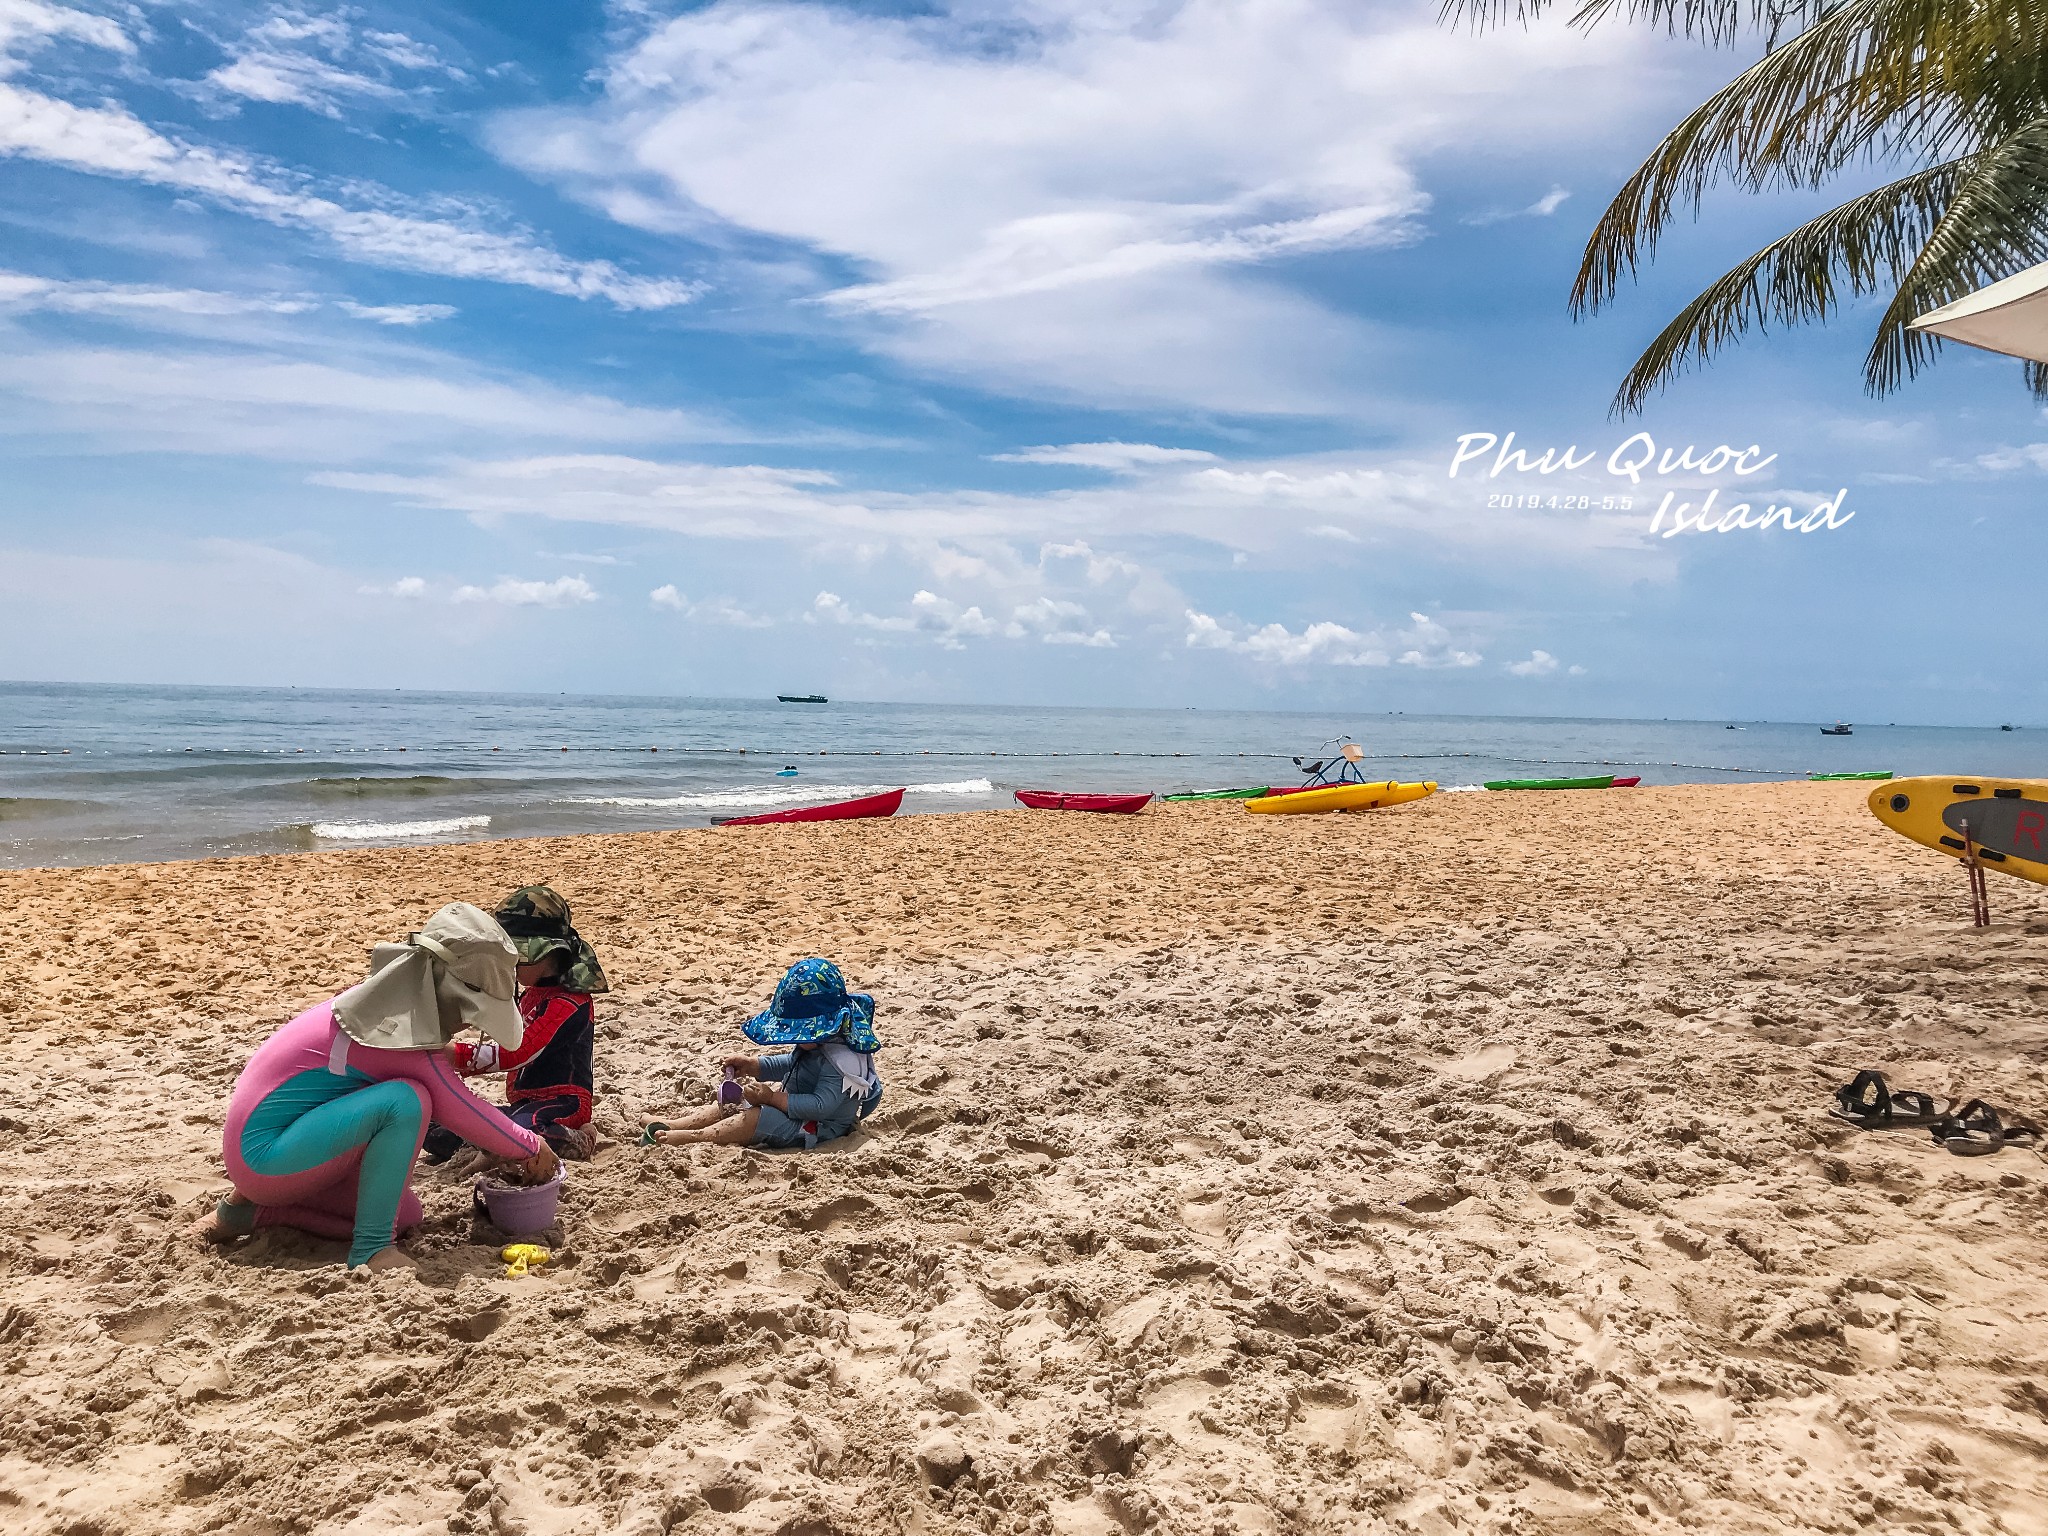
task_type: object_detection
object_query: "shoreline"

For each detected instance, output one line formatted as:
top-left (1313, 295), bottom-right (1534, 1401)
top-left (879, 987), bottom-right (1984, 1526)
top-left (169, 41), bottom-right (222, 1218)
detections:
top-left (5, 785), bottom-right (2047, 1534)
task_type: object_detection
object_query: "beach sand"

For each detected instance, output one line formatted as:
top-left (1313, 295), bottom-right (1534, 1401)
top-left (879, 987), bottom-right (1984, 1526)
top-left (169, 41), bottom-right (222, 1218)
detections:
top-left (3, 782), bottom-right (2047, 1536)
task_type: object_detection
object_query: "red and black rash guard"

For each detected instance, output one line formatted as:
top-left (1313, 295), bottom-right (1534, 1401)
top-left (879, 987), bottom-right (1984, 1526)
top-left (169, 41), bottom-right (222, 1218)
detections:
top-left (452, 984), bottom-right (595, 1126)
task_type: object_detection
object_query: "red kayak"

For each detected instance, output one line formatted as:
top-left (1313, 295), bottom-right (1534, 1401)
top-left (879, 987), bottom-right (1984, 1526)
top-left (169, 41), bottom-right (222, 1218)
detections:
top-left (1014, 790), bottom-right (1152, 814)
top-left (717, 788), bottom-right (905, 826)
top-left (1611, 776), bottom-right (1641, 788)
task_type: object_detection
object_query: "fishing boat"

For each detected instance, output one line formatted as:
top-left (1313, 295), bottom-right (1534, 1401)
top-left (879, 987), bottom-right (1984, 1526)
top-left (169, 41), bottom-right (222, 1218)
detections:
top-left (1820, 722), bottom-right (1853, 735)
top-left (777, 694), bottom-right (829, 703)
top-left (1164, 786), bottom-right (1269, 801)
top-left (1483, 775), bottom-right (1614, 791)
top-left (1014, 790), bottom-right (1153, 814)
top-left (715, 788), bottom-right (903, 826)
top-left (1245, 780), bottom-right (1435, 815)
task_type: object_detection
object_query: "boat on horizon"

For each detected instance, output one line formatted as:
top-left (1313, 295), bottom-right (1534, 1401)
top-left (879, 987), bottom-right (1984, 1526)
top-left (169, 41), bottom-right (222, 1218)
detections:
top-left (777, 694), bottom-right (829, 704)
top-left (1821, 722), bottom-right (1854, 736)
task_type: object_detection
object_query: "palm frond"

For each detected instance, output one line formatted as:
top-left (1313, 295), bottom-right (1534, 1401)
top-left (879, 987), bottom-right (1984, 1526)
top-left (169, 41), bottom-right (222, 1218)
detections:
top-left (1866, 114), bottom-right (2048, 391)
top-left (1608, 160), bottom-right (1964, 412)
top-left (1438, 0), bottom-right (1835, 40)
top-left (1573, 0), bottom-right (2048, 314)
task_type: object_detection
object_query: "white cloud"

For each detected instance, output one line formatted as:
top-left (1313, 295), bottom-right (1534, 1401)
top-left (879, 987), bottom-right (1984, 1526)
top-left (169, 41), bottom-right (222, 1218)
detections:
top-left (649, 584), bottom-right (773, 625)
top-left (812, 586), bottom-right (1113, 650)
top-left (0, 269), bottom-right (462, 329)
top-left (359, 574), bottom-right (427, 598)
top-left (1186, 607), bottom-right (1481, 668)
top-left (0, 0), bottom-right (130, 77)
top-left (1506, 648), bottom-right (1558, 677)
top-left (1394, 611), bottom-right (1483, 669)
top-left (0, 342), bottom-right (738, 459)
top-left (0, 267), bottom-right (317, 319)
top-left (991, 442), bottom-right (1218, 472)
top-left (202, 10), bottom-right (465, 118)
top-left (1974, 444), bottom-right (2048, 475)
top-left (338, 301), bottom-right (456, 325)
top-left (1186, 609), bottom-right (1388, 666)
top-left (492, 0), bottom-right (1657, 410)
top-left (0, 59), bottom-right (694, 308)
top-left (812, 590), bottom-right (914, 632)
top-left (1007, 594), bottom-right (1114, 647)
top-left (452, 575), bottom-right (597, 607)
top-left (1463, 185), bottom-right (1571, 226)
top-left (314, 446), bottom-right (1659, 571)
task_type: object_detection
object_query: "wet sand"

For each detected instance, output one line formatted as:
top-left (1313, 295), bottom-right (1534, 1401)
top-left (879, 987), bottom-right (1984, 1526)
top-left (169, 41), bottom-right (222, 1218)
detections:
top-left (3, 783), bottom-right (2046, 1536)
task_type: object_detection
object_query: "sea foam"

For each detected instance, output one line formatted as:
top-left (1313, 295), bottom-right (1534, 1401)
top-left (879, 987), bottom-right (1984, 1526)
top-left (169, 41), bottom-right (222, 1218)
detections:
top-left (566, 777), bottom-right (995, 810)
top-left (311, 815), bottom-right (491, 840)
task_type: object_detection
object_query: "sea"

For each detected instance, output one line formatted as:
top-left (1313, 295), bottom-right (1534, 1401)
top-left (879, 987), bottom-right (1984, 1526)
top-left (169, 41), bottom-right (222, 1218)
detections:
top-left (0, 681), bottom-right (2040, 869)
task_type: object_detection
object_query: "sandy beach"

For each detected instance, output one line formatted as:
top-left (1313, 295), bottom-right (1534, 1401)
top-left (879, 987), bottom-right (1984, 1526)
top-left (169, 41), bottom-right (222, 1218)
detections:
top-left (3, 782), bottom-right (2046, 1536)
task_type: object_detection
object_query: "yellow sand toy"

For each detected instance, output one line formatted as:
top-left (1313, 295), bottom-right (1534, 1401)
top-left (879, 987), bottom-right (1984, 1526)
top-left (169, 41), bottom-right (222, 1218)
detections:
top-left (500, 1243), bottom-right (552, 1278)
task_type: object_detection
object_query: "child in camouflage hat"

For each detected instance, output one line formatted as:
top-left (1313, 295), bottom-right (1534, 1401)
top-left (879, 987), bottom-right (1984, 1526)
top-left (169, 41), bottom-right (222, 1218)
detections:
top-left (424, 884), bottom-right (609, 1162)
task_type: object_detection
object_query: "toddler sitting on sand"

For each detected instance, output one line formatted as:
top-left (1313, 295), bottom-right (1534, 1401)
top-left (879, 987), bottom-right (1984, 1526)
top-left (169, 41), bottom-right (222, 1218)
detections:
top-left (424, 884), bottom-right (608, 1162)
top-left (644, 958), bottom-right (883, 1150)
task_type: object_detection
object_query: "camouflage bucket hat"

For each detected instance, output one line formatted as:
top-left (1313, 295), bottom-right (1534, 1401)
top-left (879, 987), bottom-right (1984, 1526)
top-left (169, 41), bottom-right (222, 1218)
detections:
top-left (493, 884), bottom-right (609, 994)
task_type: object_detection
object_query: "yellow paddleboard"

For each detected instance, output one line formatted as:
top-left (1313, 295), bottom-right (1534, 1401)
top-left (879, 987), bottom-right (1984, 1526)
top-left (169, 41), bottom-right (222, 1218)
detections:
top-left (1245, 780), bottom-right (1437, 815)
top-left (1868, 776), bottom-right (2048, 885)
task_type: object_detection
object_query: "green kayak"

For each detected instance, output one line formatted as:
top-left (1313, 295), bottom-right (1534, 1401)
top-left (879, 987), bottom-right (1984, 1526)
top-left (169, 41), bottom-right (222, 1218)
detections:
top-left (1164, 786), bottom-right (1270, 801)
top-left (1808, 771), bottom-right (1892, 781)
top-left (1483, 775), bottom-right (1614, 791)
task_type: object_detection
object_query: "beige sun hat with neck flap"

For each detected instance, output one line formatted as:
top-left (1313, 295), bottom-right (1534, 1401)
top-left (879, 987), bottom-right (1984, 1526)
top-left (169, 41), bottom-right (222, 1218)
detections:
top-left (333, 902), bottom-right (524, 1052)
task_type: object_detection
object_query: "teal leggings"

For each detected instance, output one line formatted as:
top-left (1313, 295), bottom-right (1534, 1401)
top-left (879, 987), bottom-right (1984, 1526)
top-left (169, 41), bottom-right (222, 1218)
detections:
top-left (233, 1071), bottom-right (429, 1267)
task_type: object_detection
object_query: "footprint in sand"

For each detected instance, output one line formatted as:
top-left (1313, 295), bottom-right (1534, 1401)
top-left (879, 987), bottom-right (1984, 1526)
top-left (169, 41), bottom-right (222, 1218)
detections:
top-left (1441, 1043), bottom-right (1518, 1080)
top-left (1179, 1191), bottom-right (1231, 1239)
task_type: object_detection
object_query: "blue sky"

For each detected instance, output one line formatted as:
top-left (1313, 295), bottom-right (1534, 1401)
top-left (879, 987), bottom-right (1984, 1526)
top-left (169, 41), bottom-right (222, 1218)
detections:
top-left (2, 0), bottom-right (2045, 724)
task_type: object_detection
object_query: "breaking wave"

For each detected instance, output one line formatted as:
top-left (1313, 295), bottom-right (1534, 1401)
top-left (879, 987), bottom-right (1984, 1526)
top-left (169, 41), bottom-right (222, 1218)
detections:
top-left (309, 815), bottom-right (492, 841)
top-left (566, 777), bottom-right (996, 811)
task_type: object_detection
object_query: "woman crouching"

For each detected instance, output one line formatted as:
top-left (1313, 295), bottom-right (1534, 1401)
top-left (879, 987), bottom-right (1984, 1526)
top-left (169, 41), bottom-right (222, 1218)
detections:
top-left (646, 958), bottom-right (882, 1150)
top-left (193, 903), bottom-right (557, 1271)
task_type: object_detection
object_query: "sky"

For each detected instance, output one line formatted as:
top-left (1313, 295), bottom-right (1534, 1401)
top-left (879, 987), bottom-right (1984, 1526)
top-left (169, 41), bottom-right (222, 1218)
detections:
top-left (1, 0), bottom-right (2045, 725)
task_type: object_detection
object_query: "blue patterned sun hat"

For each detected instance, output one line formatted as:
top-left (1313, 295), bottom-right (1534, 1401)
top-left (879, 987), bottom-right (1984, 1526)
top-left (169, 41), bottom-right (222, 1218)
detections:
top-left (742, 958), bottom-right (881, 1051)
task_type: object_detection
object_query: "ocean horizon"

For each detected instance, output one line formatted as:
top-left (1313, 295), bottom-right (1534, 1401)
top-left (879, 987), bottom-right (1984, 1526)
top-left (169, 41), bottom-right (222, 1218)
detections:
top-left (1, 679), bottom-right (2038, 869)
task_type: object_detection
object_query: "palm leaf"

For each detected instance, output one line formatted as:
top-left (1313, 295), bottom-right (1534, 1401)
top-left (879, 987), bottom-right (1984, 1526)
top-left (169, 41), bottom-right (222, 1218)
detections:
top-left (1867, 114), bottom-right (2048, 390)
top-left (1608, 160), bottom-right (1964, 411)
top-left (1438, 0), bottom-right (1835, 39)
top-left (1574, 0), bottom-right (2046, 315)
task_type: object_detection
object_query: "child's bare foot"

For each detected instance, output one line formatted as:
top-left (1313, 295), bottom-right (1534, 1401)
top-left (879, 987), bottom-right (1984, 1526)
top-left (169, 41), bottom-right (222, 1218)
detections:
top-left (358, 1246), bottom-right (417, 1273)
top-left (189, 1199), bottom-right (257, 1246)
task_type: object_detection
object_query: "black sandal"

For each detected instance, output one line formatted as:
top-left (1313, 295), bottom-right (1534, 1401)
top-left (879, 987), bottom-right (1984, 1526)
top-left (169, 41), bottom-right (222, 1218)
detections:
top-left (1928, 1099), bottom-right (2016, 1156)
top-left (1831, 1071), bottom-right (1950, 1130)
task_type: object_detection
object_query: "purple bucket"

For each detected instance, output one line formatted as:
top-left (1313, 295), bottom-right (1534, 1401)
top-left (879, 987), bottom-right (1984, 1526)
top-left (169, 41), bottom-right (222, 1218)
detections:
top-left (473, 1164), bottom-right (565, 1236)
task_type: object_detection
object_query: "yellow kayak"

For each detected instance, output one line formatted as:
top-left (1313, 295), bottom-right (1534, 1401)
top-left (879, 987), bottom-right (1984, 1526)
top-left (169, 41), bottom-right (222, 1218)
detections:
top-left (1244, 780), bottom-right (1437, 814)
top-left (1868, 776), bottom-right (2048, 885)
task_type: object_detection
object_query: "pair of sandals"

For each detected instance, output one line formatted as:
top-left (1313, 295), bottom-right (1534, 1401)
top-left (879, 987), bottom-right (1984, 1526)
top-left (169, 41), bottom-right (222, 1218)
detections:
top-left (1831, 1070), bottom-right (2042, 1157)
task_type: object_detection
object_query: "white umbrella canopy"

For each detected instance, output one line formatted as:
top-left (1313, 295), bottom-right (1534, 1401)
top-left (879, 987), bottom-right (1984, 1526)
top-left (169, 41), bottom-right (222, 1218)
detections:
top-left (1909, 260), bottom-right (2048, 364)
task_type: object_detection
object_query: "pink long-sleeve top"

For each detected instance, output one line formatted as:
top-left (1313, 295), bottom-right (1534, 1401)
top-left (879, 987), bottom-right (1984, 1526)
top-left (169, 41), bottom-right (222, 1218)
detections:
top-left (226, 999), bottom-right (544, 1164)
